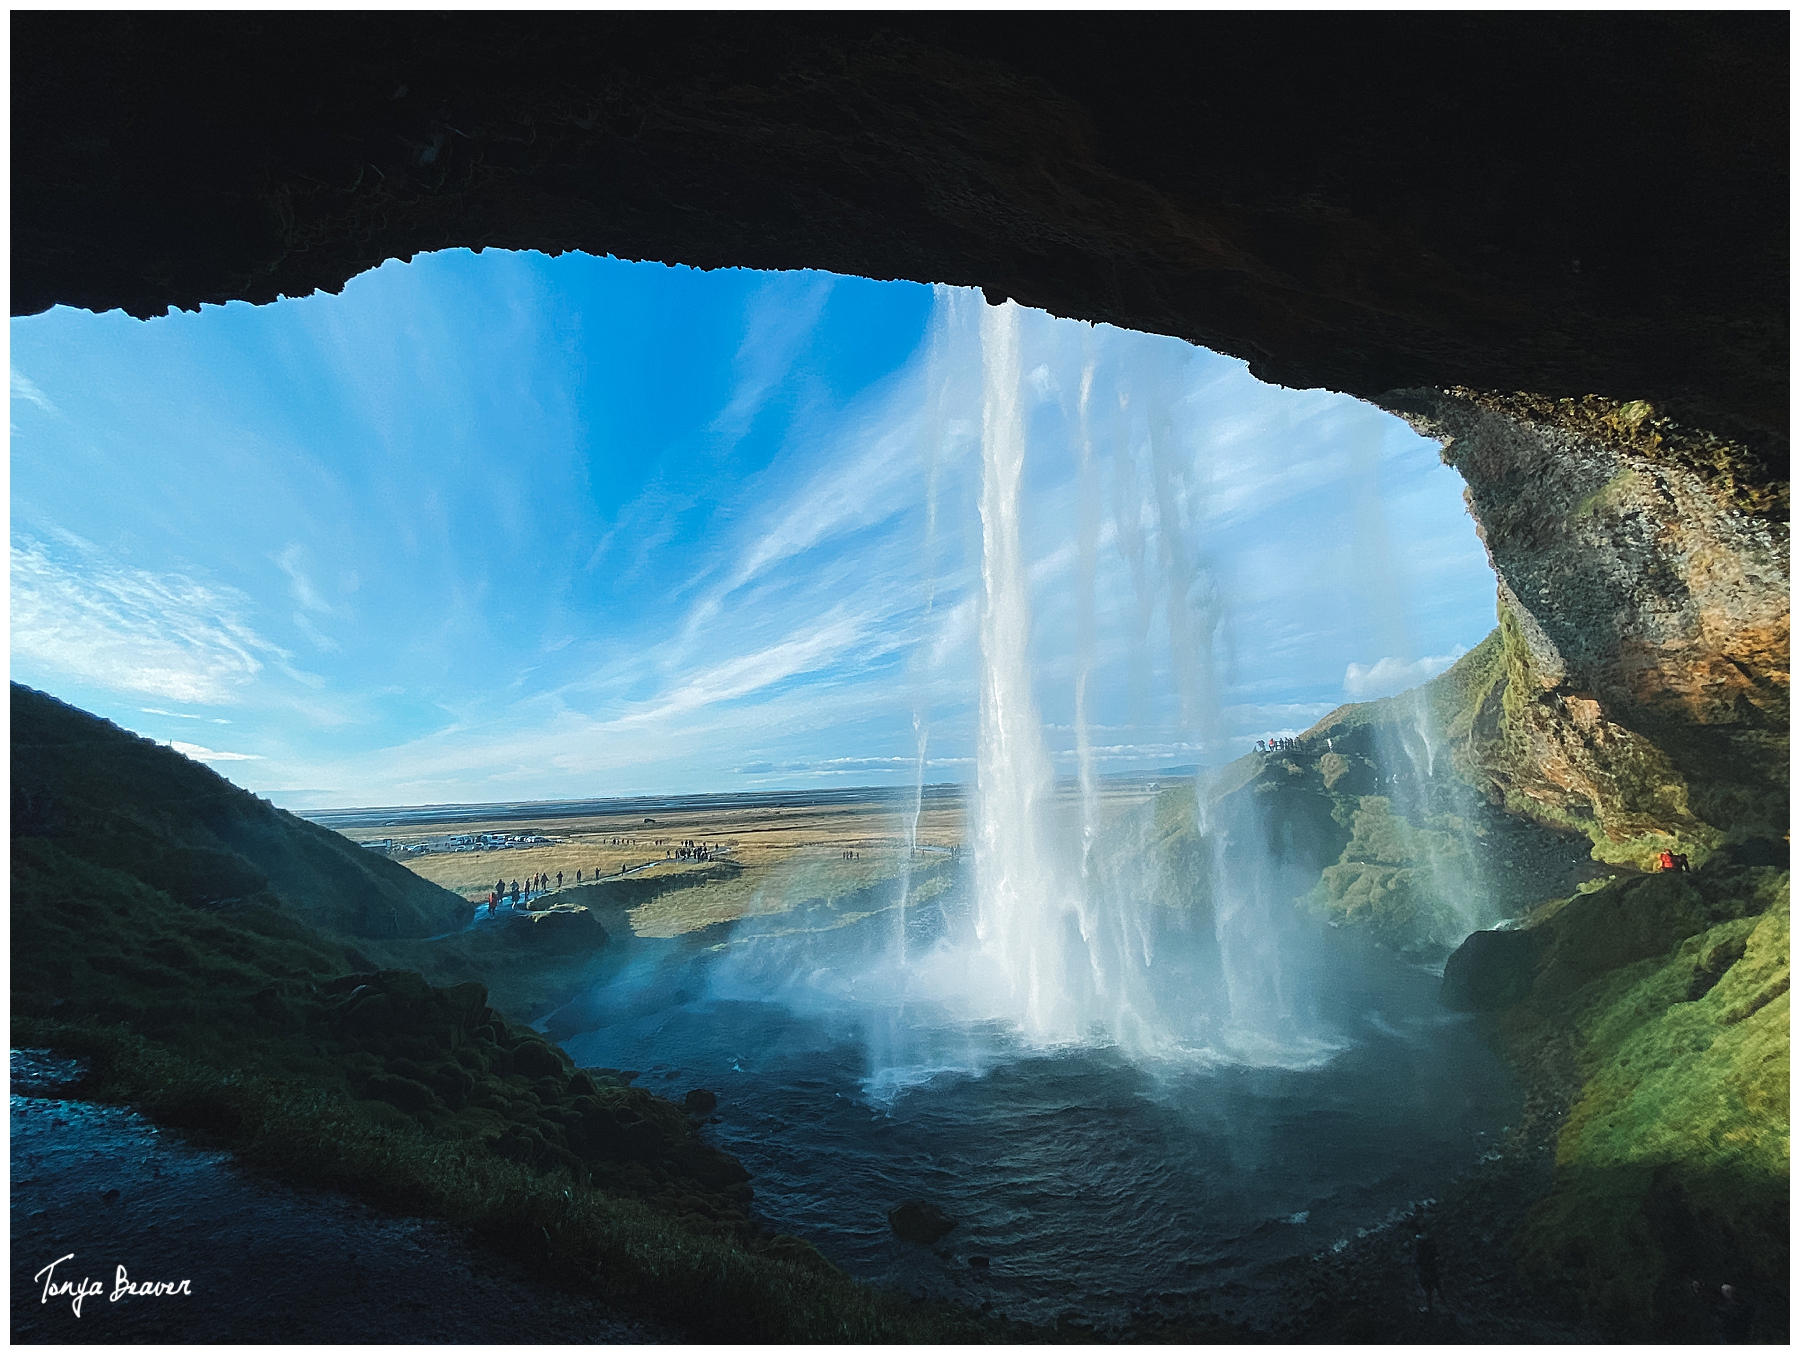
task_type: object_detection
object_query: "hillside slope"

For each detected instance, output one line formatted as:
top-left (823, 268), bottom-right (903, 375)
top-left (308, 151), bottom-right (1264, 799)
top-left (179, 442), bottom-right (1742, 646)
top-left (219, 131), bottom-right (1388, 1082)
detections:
top-left (1144, 637), bottom-right (1602, 957)
top-left (12, 683), bottom-right (470, 938)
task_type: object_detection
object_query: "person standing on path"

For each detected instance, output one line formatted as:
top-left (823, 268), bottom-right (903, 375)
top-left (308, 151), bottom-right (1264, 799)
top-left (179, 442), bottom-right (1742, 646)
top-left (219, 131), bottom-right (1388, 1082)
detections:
top-left (1414, 1233), bottom-right (1442, 1313)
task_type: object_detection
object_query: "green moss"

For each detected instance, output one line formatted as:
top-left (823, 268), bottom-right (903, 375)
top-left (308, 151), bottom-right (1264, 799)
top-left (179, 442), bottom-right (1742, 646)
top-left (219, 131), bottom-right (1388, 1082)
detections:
top-left (1479, 604), bottom-right (1722, 868)
top-left (1495, 865), bottom-right (1790, 1337)
top-left (1429, 625), bottom-right (1509, 744)
top-left (1570, 468), bottom-right (1637, 521)
top-left (13, 1019), bottom-right (1027, 1343)
top-left (1307, 796), bottom-right (1479, 949)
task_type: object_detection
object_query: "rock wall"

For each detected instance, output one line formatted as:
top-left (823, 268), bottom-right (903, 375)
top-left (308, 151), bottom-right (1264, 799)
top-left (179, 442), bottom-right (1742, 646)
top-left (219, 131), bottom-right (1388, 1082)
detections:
top-left (1383, 391), bottom-right (1789, 863)
top-left (11, 12), bottom-right (1787, 458)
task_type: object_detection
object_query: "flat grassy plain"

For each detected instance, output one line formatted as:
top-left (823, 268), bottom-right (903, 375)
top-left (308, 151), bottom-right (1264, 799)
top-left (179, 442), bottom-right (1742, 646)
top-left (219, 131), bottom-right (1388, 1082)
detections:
top-left (338, 781), bottom-right (1164, 940)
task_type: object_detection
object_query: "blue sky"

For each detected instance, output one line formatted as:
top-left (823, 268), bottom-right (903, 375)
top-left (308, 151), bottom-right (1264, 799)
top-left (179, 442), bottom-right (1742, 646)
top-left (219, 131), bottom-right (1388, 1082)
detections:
top-left (10, 250), bottom-right (1499, 809)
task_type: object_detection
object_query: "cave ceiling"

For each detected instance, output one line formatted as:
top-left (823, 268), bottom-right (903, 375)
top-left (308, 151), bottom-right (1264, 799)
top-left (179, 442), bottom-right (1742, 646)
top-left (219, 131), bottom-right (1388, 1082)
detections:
top-left (11, 12), bottom-right (1788, 476)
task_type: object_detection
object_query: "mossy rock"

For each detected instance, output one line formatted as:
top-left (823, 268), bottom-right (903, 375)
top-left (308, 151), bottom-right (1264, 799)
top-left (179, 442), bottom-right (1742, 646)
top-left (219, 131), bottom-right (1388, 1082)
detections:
top-left (888, 1199), bottom-right (957, 1245)
top-left (508, 1037), bottom-right (568, 1079)
top-left (1505, 865), bottom-right (1788, 1337)
top-left (1440, 927), bottom-right (1546, 1011)
top-left (756, 1234), bottom-right (841, 1275)
top-left (361, 1072), bottom-right (440, 1115)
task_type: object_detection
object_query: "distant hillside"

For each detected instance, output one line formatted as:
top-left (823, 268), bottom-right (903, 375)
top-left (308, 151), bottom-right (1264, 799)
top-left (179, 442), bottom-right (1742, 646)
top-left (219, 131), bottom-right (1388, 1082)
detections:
top-left (11, 683), bottom-right (469, 939)
top-left (1147, 638), bottom-right (1604, 955)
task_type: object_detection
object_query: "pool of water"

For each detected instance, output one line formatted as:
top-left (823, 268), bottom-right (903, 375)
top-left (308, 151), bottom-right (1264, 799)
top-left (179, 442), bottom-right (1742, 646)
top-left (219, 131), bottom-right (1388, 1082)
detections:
top-left (555, 893), bottom-right (1517, 1329)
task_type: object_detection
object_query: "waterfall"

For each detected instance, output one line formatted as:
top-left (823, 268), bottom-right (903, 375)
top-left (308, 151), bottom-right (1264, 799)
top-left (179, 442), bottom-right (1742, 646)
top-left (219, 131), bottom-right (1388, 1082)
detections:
top-left (968, 305), bottom-right (1160, 1052)
top-left (1074, 332), bottom-right (1100, 885)
top-left (940, 296), bottom-right (1336, 1063)
top-left (896, 286), bottom-right (956, 966)
top-left (973, 301), bottom-right (1071, 1042)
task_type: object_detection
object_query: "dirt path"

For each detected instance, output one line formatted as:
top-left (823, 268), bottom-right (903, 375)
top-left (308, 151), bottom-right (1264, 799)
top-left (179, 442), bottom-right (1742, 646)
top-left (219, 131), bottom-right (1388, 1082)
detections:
top-left (11, 1051), bottom-right (670, 1344)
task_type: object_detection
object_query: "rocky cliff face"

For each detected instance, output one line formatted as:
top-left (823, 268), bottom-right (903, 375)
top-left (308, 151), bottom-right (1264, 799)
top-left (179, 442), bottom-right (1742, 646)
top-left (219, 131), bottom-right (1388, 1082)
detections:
top-left (1382, 391), bottom-right (1788, 864)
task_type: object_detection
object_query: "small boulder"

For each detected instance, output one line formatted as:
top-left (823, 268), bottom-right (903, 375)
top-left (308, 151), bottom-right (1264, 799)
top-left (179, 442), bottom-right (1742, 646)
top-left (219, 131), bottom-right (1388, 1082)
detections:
top-left (888, 1199), bottom-right (957, 1245)
top-left (509, 1038), bottom-right (567, 1079)
top-left (759, 1234), bottom-right (840, 1275)
top-left (683, 1088), bottom-right (718, 1117)
top-left (1440, 926), bottom-right (1545, 1011)
top-left (524, 904), bottom-right (608, 951)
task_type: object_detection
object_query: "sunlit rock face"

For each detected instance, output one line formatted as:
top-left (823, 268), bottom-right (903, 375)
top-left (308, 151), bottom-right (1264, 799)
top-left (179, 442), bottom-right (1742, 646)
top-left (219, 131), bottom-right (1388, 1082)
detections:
top-left (1384, 390), bottom-right (1789, 862)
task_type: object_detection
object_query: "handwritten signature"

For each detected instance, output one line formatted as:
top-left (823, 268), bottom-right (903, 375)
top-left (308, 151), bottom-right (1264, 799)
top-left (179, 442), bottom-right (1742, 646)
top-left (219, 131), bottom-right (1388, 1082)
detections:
top-left (34, 1254), bottom-right (191, 1317)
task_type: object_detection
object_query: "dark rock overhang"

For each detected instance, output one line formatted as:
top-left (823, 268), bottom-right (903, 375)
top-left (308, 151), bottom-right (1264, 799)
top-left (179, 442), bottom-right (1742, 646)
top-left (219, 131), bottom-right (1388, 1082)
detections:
top-left (11, 12), bottom-right (1788, 479)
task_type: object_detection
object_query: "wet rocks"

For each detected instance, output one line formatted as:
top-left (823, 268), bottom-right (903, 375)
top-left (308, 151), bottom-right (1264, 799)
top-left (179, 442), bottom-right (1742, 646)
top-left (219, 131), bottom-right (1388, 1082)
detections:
top-left (11, 1048), bottom-right (88, 1097)
top-left (887, 1199), bottom-right (957, 1245)
top-left (1440, 928), bottom-right (1548, 1012)
top-left (683, 1088), bottom-right (718, 1117)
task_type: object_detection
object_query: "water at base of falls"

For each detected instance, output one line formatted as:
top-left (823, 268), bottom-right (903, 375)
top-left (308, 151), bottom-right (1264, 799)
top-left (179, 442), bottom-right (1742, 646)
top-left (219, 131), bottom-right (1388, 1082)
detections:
top-left (558, 896), bottom-right (1518, 1330)
top-left (553, 295), bottom-right (1513, 1327)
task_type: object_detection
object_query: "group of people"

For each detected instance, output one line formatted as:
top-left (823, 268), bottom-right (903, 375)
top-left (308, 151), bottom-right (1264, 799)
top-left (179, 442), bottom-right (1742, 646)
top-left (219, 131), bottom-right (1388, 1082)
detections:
top-left (841, 849), bottom-right (862, 861)
top-left (483, 870), bottom-right (568, 916)
top-left (477, 837), bottom-right (740, 917)
top-left (1256, 736), bottom-right (1301, 753)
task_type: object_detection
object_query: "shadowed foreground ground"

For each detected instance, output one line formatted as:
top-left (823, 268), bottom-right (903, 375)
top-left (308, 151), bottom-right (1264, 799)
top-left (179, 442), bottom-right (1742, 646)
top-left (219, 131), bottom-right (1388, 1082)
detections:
top-left (11, 1052), bottom-right (666, 1344)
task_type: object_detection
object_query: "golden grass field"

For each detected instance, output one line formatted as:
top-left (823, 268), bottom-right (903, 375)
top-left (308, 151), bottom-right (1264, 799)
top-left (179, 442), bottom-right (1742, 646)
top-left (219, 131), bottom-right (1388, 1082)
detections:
top-left (356, 782), bottom-right (1163, 940)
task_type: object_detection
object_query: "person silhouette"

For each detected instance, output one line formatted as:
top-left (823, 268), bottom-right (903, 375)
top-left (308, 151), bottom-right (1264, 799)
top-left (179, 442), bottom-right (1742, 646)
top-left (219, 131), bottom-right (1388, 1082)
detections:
top-left (1414, 1233), bottom-right (1441, 1313)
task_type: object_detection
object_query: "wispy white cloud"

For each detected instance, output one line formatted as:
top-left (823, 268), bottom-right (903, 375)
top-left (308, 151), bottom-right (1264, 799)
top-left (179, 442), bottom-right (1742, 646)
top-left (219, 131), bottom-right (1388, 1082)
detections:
top-left (1343, 649), bottom-right (1466, 701)
top-left (141, 707), bottom-right (233, 725)
top-left (1049, 740), bottom-right (1201, 761)
top-left (169, 740), bottom-right (263, 762)
top-left (274, 544), bottom-right (333, 614)
top-left (613, 608), bottom-right (878, 730)
top-left (738, 754), bottom-right (974, 776)
top-left (11, 365), bottom-right (57, 414)
top-left (11, 536), bottom-right (287, 704)
top-left (710, 275), bottom-right (834, 444)
top-left (292, 612), bottom-right (341, 653)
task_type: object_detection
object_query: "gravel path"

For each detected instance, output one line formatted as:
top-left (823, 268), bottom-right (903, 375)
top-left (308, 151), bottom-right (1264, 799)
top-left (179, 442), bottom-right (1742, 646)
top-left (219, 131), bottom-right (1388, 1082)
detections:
top-left (11, 1051), bottom-right (670, 1344)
